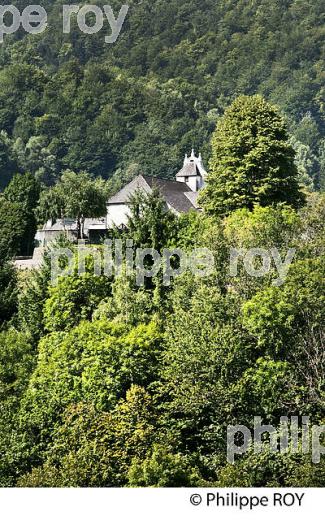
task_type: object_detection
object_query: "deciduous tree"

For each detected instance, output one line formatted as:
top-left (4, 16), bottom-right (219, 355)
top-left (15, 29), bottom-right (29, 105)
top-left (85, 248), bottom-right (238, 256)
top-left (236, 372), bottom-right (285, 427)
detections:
top-left (200, 95), bottom-right (305, 216)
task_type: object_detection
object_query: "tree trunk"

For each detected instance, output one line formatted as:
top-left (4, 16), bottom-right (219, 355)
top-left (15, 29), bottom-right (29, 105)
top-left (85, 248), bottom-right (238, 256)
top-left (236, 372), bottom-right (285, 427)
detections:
top-left (77, 217), bottom-right (82, 240)
top-left (81, 215), bottom-right (85, 239)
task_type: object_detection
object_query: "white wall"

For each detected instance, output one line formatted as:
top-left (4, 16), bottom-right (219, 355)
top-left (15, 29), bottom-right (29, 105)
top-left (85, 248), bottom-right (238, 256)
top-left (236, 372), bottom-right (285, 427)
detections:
top-left (187, 176), bottom-right (198, 192)
top-left (107, 203), bottom-right (131, 228)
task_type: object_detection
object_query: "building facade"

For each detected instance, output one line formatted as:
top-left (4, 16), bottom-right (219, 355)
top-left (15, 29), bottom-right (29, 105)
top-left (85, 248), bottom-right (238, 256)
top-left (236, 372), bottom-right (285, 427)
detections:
top-left (34, 150), bottom-right (207, 244)
top-left (106, 150), bottom-right (206, 228)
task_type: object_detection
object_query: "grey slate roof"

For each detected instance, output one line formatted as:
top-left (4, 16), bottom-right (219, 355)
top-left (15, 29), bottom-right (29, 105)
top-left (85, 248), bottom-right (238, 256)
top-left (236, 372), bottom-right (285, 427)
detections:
top-left (107, 175), bottom-right (198, 214)
top-left (41, 218), bottom-right (107, 232)
top-left (43, 219), bottom-right (77, 231)
top-left (176, 151), bottom-right (207, 179)
top-left (84, 218), bottom-right (106, 231)
top-left (184, 191), bottom-right (200, 209)
top-left (176, 161), bottom-right (200, 178)
top-left (107, 176), bottom-right (152, 204)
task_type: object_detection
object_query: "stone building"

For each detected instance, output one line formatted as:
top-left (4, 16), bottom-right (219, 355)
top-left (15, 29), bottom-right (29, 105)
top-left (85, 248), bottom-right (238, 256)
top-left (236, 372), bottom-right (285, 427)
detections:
top-left (106, 150), bottom-right (206, 228)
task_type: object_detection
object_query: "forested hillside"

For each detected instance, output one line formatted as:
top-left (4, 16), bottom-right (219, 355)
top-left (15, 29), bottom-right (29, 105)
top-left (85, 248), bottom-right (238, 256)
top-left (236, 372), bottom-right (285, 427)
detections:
top-left (0, 0), bottom-right (324, 188)
top-left (0, 92), bottom-right (324, 487)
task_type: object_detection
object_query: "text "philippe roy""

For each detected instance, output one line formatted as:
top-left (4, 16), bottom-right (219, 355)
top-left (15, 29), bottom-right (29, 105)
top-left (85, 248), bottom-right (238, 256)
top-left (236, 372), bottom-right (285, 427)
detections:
top-left (0, 4), bottom-right (129, 43)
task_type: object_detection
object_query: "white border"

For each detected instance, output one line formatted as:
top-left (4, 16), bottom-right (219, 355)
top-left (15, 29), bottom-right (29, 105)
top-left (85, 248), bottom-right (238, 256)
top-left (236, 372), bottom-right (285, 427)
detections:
top-left (0, 488), bottom-right (323, 520)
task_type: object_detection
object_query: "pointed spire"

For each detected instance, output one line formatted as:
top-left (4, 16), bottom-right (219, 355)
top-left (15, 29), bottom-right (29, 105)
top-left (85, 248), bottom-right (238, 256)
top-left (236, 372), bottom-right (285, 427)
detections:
top-left (191, 148), bottom-right (195, 158)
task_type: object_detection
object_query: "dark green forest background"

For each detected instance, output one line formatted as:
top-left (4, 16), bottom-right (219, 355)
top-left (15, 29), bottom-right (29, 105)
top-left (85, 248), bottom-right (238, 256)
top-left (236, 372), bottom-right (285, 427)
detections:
top-left (0, 0), bottom-right (324, 189)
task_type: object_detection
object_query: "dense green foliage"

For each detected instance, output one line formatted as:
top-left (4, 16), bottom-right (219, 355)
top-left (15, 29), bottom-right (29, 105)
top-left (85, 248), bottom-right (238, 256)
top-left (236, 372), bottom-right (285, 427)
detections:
top-left (3, 173), bottom-right (40, 255)
top-left (0, 183), bottom-right (323, 486)
top-left (0, 173), bottom-right (40, 324)
top-left (200, 95), bottom-right (304, 215)
top-left (0, 262), bottom-right (17, 325)
top-left (0, 0), bottom-right (323, 189)
top-left (37, 170), bottom-right (108, 238)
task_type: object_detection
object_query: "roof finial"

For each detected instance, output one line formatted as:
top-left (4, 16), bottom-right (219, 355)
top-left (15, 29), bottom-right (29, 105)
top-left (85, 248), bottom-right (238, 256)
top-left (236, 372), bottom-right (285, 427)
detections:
top-left (191, 148), bottom-right (195, 158)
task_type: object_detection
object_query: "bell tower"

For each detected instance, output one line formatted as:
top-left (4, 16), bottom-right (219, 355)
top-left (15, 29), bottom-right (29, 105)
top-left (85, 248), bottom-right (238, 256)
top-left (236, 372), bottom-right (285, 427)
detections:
top-left (176, 150), bottom-right (207, 192)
